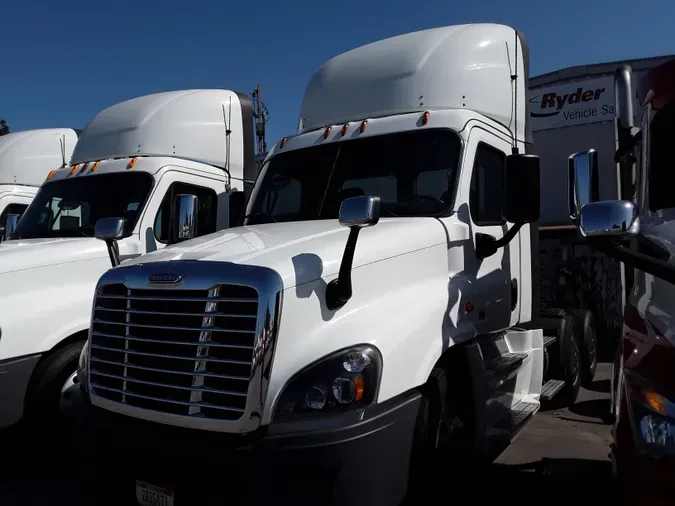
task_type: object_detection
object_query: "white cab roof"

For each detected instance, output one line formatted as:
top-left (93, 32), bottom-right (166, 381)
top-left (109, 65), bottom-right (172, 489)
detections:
top-left (72, 90), bottom-right (249, 177)
top-left (298, 23), bottom-right (529, 143)
top-left (0, 128), bottom-right (78, 186)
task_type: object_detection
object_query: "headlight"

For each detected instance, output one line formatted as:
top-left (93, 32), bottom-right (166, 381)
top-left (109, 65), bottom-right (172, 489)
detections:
top-left (639, 414), bottom-right (675, 453)
top-left (631, 384), bottom-right (675, 455)
top-left (273, 345), bottom-right (381, 422)
top-left (77, 340), bottom-right (89, 394)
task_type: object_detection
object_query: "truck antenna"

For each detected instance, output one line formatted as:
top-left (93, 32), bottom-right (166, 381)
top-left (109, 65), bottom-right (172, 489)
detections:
top-left (59, 134), bottom-right (67, 168)
top-left (511, 29), bottom-right (519, 155)
top-left (221, 99), bottom-right (233, 186)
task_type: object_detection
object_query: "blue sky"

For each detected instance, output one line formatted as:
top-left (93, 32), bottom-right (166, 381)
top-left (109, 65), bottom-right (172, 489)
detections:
top-left (2, 0), bottom-right (674, 145)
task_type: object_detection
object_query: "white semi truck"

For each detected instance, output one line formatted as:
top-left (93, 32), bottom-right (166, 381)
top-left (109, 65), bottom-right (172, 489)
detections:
top-left (75, 24), bottom-right (580, 505)
top-left (0, 128), bottom-right (79, 240)
top-left (0, 89), bottom-right (256, 429)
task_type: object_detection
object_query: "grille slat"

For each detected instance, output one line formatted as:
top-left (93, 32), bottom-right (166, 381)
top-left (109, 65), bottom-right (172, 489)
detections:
top-left (96, 294), bottom-right (257, 303)
top-left (91, 331), bottom-right (254, 350)
top-left (91, 370), bottom-right (248, 397)
top-left (92, 319), bottom-right (256, 334)
top-left (90, 357), bottom-right (249, 381)
top-left (89, 283), bottom-right (258, 421)
top-left (91, 384), bottom-right (246, 413)
top-left (91, 344), bottom-right (253, 365)
top-left (95, 307), bottom-right (257, 319)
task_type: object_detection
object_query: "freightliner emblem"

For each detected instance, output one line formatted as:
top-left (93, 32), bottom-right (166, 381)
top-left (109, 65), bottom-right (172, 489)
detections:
top-left (147, 273), bottom-right (183, 285)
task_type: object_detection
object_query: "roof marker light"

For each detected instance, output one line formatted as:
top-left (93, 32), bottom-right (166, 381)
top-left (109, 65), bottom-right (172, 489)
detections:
top-left (70, 164), bottom-right (79, 175)
top-left (91, 161), bottom-right (100, 172)
top-left (323, 127), bottom-right (331, 140)
top-left (280, 137), bottom-right (288, 149)
top-left (341, 124), bottom-right (349, 137)
top-left (46, 170), bottom-right (56, 181)
top-left (360, 120), bottom-right (368, 133)
top-left (421, 111), bottom-right (430, 126)
top-left (127, 158), bottom-right (137, 169)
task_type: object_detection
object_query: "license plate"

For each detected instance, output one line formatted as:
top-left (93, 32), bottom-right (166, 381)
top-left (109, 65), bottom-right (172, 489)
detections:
top-left (136, 481), bottom-right (174, 506)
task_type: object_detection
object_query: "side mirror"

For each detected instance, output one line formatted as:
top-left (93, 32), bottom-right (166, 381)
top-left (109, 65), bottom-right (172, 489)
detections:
top-left (2, 214), bottom-right (19, 241)
top-left (338, 195), bottom-right (381, 228)
top-left (326, 195), bottom-right (381, 310)
top-left (95, 217), bottom-right (129, 267)
top-left (476, 154), bottom-right (539, 260)
top-left (175, 194), bottom-right (199, 241)
top-left (503, 153), bottom-right (540, 224)
top-left (579, 200), bottom-right (639, 239)
top-left (568, 149), bottom-right (599, 221)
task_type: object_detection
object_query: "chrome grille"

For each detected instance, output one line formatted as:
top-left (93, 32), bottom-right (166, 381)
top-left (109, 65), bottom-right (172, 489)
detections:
top-left (89, 283), bottom-right (259, 421)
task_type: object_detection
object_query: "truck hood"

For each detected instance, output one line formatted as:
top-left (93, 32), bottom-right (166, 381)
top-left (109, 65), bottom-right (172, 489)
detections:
top-left (123, 219), bottom-right (449, 288)
top-left (0, 237), bottom-right (108, 275)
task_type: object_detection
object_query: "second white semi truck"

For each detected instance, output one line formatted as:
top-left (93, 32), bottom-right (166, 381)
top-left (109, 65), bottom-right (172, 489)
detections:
top-left (0, 128), bottom-right (79, 240)
top-left (0, 89), bottom-right (255, 429)
top-left (73, 24), bottom-right (588, 505)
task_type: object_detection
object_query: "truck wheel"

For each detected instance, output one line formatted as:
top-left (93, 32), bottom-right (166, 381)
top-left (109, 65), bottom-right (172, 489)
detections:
top-left (569, 309), bottom-right (598, 388)
top-left (24, 341), bottom-right (85, 431)
top-left (407, 367), bottom-right (466, 497)
top-left (547, 315), bottom-right (581, 407)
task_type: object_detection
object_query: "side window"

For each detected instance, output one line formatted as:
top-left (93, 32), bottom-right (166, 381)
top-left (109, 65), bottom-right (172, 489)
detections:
top-left (0, 203), bottom-right (29, 224)
top-left (469, 143), bottom-right (506, 225)
top-left (154, 183), bottom-right (218, 243)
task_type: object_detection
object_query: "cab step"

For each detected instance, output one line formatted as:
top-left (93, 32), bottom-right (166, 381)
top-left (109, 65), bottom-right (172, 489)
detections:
top-left (485, 353), bottom-right (527, 376)
top-left (543, 334), bottom-right (557, 348)
top-left (493, 400), bottom-right (539, 440)
top-left (541, 379), bottom-right (565, 401)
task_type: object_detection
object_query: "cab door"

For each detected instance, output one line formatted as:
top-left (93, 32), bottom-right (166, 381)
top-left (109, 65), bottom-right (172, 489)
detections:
top-left (130, 166), bottom-right (226, 255)
top-left (461, 126), bottom-right (522, 333)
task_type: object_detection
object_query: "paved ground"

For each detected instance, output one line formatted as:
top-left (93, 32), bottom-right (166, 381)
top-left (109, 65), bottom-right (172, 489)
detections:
top-left (0, 364), bottom-right (614, 505)
top-left (486, 363), bottom-right (615, 503)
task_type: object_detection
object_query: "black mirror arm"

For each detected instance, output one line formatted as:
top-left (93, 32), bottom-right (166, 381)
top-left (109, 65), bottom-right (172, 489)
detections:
top-left (105, 239), bottom-right (121, 268)
top-left (590, 238), bottom-right (675, 287)
top-left (476, 222), bottom-right (524, 259)
top-left (326, 227), bottom-right (361, 310)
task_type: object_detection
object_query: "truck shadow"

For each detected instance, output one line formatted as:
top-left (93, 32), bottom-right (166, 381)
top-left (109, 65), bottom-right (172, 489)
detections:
top-left (411, 457), bottom-right (615, 505)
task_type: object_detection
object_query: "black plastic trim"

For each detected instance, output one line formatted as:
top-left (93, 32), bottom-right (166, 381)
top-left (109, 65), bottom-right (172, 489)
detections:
top-left (529, 219), bottom-right (541, 327)
top-left (235, 91), bottom-right (256, 184)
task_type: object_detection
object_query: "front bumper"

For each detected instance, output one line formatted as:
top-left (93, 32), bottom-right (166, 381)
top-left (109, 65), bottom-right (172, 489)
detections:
top-left (0, 354), bottom-right (40, 428)
top-left (69, 387), bottom-right (421, 506)
top-left (612, 446), bottom-right (675, 505)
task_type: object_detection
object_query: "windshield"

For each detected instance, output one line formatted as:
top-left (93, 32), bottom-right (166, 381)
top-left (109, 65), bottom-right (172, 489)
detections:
top-left (649, 101), bottom-right (675, 211)
top-left (245, 128), bottom-right (461, 224)
top-left (10, 172), bottom-right (153, 239)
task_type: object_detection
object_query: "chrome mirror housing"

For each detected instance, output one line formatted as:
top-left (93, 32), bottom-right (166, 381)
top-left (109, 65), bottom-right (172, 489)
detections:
top-left (579, 200), bottom-right (639, 239)
top-left (338, 195), bottom-right (381, 228)
top-left (175, 194), bottom-right (199, 241)
top-left (2, 214), bottom-right (19, 241)
top-left (568, 149), bottom-right (599, 222)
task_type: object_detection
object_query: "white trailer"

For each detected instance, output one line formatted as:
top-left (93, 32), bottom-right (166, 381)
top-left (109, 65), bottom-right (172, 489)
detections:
top-left (0, 128), bottom-right (78, 239)
top-left (0, 89), bottom-right (256, 429)
top-left (73, 24), bottom-right (586, 505)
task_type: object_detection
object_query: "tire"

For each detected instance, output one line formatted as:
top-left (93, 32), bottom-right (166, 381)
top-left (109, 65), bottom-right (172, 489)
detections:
top-left (569, 309), bottom-right (598, 388)
top-left (24, 341), bottom-right (85, 431)
top-left (406, 367), bottom-right (467, 499)
top-left (547, 315), bottom-right (581, 407)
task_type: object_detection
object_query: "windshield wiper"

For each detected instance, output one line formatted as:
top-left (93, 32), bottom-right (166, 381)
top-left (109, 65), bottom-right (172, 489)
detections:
top-left (244, 212), bottom-right (278, 224)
